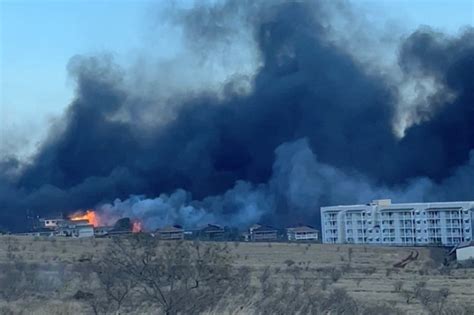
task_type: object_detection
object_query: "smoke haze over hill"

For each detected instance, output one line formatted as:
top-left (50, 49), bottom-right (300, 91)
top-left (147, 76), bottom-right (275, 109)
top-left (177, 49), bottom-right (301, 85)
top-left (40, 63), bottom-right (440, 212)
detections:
top-left (1, 0), bottom-right (473, 231)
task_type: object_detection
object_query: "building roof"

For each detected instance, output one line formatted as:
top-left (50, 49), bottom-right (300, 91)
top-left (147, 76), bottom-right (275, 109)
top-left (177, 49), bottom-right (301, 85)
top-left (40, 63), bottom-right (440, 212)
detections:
top-left (94, 226), bottom-right (113, 231)
top-left (252, 225), bottom-right (277, 233)
top-left (322, 200), bottom-right (474, 210)
top-left (39, 218), bottom-right (64, 222)
top-left (457, 241), bottom-right (474, 249)
top-left (250, 224), bottom-right (261, 229)
top-left (157, 225), bottom-right (184, 233)
top-left (76, 224), bottom-right (94, 229)
top-left (201, 224), bottom-right (224, 232)
top-left (287, 225), bottom-right (319, 233)
top-left (68, 219), bottom-right (90, 225)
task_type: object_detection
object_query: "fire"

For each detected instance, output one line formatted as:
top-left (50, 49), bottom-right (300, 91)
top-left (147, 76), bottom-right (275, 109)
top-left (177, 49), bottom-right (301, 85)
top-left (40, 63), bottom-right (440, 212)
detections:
top-left (70, 209), bottom-right (143, 233)
top-left (70, 210), bottom-right (101, 227)
top-left (132, 220), bottom-right (142, 233)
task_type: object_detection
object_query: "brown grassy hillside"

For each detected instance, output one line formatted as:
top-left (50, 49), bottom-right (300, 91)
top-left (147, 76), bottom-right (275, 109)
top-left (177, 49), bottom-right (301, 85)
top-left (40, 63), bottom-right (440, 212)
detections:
top-left (0, 236), bottom-right (472, 314)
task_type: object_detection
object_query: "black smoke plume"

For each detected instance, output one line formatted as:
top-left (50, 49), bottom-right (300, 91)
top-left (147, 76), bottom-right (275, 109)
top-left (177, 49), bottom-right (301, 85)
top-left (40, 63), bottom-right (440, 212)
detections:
top-left (1, 1), bottom-right (473, 231)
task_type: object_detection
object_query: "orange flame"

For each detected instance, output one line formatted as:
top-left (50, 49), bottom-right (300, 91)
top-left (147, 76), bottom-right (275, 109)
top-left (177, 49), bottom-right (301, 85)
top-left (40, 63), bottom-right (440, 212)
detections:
top-left (132, 220), bottom-right (142, 233)
top-left (70, 210), bottom-right (143, 232)
top-left (70, 210), bottom-right (100, 227)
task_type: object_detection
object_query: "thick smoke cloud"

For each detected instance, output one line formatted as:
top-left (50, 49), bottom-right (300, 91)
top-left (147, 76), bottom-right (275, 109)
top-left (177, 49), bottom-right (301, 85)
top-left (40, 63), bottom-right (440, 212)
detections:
top-left (95, 138), bottom-right (474, 231)
top-left (1, 0), bottom-right (473, 231)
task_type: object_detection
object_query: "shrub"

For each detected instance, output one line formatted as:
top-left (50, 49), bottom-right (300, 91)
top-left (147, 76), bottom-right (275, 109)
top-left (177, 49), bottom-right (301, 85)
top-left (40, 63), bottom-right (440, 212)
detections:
top-left (87, 236), bottom-right (237, 315)
top-left (330, 268), bottom-right (342, 283)
top-left (284, 259), bottom-right (295, 267)
top-left (393, 280), bottom-right (404, 292)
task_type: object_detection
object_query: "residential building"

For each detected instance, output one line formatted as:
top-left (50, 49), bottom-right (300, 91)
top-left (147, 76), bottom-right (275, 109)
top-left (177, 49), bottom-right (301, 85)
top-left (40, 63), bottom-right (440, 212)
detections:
top-left (249, 224), bottom-right (278, 241)
top-left (199, 224), bottom-right (225, 241)
top-left (287, 225), bottom-right (319, 241)
top-left (156, 225), bottom-right (184, 240)
top-left (56, 220), bottom-right (94, 238)
top-left (456, 241), bottom-right (474, 261)
top-left (321, 199), bottom-right (474, 247)
top-left (15, 219), bottom-right (94, 238)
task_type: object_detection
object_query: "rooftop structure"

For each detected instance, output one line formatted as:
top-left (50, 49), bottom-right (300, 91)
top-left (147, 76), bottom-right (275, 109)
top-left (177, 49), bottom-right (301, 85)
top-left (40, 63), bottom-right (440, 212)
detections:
top-left (39, 218), bottom-right (65, 229)
top-left (321, 199), bottom-right (474, 247)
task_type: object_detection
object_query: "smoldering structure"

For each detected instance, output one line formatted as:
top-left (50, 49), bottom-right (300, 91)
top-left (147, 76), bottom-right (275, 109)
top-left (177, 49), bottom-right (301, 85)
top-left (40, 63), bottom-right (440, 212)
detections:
top-left (1, 0), bottom-right (473, 231)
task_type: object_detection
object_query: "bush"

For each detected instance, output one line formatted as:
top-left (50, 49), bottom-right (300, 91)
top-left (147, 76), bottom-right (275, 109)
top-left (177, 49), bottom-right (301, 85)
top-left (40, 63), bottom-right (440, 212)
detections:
top-left (321, 288), bottom-right (358, 315)
top-left (330, 268), bottom-right (342, 283)
top-left (393, 280), bottom-right (404, 292)
top-left (284, 259), bottom-right (295, 267)
top-left (0, 262), bottom-right (67, 302)
top-left (86, 236), bottom-right (237, 315)
top-left (457, 258), bottom-right (474, 268)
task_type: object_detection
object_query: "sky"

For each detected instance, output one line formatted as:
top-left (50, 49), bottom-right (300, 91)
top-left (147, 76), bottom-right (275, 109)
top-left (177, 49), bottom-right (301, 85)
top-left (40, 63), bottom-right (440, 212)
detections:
top-left (0, 0), bottom-right (159, 158)
top-left (0, 0), bottom-right (473, 159)
top-left (0, 0), bottom-right (474, 230)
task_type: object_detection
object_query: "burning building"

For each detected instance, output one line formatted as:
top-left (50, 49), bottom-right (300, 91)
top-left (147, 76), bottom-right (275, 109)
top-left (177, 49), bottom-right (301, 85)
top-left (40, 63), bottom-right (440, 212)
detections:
top-left (16, 209), bottom-right (142, 238)
top-left (17, 217), bottom-right (94, 238)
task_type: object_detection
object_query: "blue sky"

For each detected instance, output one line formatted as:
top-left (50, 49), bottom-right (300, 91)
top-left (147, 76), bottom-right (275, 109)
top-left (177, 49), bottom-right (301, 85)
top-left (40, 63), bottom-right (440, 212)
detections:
top-left (1, 0), bottom-right (154, 152)
top-left (0, 0), bottom-right (473, 158)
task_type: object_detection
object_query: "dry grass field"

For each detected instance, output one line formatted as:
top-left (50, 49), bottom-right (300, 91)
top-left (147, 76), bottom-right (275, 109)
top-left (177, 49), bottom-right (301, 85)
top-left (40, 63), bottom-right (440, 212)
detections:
top-left (0, 235), bottom-right (473, 314)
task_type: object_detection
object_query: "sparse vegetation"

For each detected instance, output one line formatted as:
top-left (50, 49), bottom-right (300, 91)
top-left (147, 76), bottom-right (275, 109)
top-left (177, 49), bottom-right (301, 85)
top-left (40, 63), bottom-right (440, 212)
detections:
top-left (0, 236), bottom-right (473, 314)
top-left (393, 280), bottom-right (404, 292)
top-left (84, 235), bottom-right (236, 314)
top-left (284, 259), bottom-right (295, 267)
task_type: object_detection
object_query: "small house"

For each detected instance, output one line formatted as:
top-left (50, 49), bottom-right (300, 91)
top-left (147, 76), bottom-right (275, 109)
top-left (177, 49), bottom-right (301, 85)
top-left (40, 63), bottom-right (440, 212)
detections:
top-left (156, 225), bottom-right (184, 240)
top-left (200, 224), bottom-right (225, 241)
top-left (286, 225), bottom-right (319, 242)
top-left (249, 224), bottom-right (278, 241)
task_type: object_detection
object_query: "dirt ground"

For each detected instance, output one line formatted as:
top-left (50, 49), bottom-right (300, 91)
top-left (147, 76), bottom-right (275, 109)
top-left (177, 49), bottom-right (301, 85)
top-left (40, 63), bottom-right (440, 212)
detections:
top-left (0, 235), bottom-right (473, 314)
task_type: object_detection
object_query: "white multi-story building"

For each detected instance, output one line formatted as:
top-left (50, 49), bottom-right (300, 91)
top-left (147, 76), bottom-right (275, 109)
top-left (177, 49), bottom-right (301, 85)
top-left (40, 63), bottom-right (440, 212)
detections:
top-left (321, 199), bottom-right (474, 247)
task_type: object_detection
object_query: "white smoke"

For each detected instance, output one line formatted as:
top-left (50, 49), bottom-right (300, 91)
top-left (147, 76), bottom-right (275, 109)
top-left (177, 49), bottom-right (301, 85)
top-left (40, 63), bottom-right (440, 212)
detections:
top-left (98, 181), bottom-right (270, 231)
top-left (98, 190), bottom-right (215, 230)
top-left (317, 1), bottom-right (457, 138)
